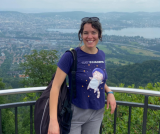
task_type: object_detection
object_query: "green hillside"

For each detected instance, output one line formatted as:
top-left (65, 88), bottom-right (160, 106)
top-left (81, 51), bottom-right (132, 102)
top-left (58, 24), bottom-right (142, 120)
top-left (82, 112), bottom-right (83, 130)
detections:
top-left (97, 43), bottom-right (160, 65)
top-left (106, 60), bottom-right (160, 87)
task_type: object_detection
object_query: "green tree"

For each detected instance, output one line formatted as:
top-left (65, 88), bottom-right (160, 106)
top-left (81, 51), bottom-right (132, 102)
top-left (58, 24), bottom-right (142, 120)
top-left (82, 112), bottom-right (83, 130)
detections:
top-left (0, 79), bottom-right (15, 134)
top-left (17, 49), bottom-right (58, 133)
top-left (102, 82), bottom-right (160, 134)
top-left (1, 109), bottom-right (15, 134)
top-left (20, 49), bottom-right (58, 87)
top-left (0, 78), bottom-right (5, 105)
top-left (0, 78), bottom-right (5, 89)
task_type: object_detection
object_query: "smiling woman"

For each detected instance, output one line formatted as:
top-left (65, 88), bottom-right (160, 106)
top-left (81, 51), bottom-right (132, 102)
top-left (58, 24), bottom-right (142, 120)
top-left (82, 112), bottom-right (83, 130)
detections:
top-left (47, 17), bottom-right (116, 134)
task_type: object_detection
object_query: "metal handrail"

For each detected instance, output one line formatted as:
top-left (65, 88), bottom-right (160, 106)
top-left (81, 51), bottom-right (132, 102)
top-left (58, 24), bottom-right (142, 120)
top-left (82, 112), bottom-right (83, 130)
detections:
top-left (0, 86), bottom-right (160, 96)
top-left (109, 87), bottom-right (160, 97)
top-left (0, 87), bottom-right (46, 96)
top-left (1, 86), bottom-right (160, 134)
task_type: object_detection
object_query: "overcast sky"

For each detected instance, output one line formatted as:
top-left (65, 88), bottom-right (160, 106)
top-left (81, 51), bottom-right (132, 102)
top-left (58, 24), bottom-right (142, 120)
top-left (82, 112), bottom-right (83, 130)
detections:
top-left (0, 0), bottom-right (160, 13)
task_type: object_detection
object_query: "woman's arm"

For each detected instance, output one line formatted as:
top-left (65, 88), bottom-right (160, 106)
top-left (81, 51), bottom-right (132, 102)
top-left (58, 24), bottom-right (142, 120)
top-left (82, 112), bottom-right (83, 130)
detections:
top-left (48, 67), bottom-right (67, 134)
top-left (104, 84), bottom-right (116, 114)
top-left (104, 83), bottom-right (112, 92)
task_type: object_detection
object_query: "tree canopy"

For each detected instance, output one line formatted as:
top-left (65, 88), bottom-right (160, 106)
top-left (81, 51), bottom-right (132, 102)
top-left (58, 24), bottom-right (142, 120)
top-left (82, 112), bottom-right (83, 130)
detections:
top-left (20, 49), bottom-right (58, 87)
top-left (0, 78), bottom-right (5, 89)
top-left (106, 60), bottom-right (160, 87)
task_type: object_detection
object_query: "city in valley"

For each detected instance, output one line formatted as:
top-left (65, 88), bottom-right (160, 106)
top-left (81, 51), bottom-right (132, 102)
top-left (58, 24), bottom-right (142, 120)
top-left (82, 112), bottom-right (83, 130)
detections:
top-left (0, 11), bottom-right (160, 78)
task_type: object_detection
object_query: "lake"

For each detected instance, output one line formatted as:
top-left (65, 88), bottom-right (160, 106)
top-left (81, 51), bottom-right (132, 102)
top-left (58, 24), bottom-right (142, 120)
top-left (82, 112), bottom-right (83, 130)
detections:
top-left (47, 28), bottom-right (160, 39)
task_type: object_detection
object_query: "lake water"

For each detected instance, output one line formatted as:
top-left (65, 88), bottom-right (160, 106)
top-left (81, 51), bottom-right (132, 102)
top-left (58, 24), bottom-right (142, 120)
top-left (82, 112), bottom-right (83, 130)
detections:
top-left (47, 28), bottom-right (160, 39)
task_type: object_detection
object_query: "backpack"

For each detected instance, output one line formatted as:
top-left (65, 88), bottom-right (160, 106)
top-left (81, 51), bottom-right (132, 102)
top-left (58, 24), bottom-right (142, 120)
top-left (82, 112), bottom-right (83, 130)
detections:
top-left (34, 49), bottom-right (77, 134)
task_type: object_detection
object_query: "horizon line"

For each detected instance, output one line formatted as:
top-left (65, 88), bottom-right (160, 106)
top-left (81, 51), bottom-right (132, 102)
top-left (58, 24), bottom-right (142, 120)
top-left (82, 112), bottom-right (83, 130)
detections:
top-left (0, 10), bottom-right (160, 14)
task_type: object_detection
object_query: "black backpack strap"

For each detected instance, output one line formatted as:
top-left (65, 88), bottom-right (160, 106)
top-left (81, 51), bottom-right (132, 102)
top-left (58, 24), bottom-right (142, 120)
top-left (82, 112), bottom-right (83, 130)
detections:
top-left (66, 49), bottom-right (77, 100)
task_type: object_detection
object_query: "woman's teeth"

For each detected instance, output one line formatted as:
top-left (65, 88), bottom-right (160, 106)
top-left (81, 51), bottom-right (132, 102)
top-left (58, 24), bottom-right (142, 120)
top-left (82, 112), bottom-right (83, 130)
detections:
top-left (88, 41), bottom-right (93, 43)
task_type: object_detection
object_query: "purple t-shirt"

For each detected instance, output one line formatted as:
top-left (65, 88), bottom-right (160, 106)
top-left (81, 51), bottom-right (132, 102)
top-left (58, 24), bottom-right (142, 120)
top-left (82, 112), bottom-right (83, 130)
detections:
top-left (57, 47), bottom-right (108, 110)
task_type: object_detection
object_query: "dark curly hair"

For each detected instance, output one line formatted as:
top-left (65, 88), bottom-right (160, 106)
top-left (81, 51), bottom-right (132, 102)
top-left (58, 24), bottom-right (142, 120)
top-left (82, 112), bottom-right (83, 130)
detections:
top-left (78, 18), bottom-right (102, 42)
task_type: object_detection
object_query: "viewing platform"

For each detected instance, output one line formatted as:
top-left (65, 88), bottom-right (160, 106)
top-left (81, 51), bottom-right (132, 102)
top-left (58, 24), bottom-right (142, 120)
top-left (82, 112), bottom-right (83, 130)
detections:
top-left (0, 87), bottom-right (160, 134)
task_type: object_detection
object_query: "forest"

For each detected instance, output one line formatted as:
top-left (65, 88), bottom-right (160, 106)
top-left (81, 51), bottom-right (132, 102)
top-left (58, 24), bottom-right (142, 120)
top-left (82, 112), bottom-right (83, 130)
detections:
top-left (106, 60), bottom-right (160, 87)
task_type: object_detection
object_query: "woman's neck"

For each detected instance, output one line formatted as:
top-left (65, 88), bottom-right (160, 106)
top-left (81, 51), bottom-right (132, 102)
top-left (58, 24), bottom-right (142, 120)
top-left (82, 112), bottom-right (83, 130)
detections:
top-left (80, 45), bottom-right (98, 54)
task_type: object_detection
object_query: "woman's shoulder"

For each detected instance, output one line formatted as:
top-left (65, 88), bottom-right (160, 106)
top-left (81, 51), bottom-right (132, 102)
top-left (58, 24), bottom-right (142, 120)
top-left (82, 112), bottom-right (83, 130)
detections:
top-left (74, 47), bottom-right (80, 52)
top-left (68, 47), bottom-right (80, 53)
top-left (97, 48), bottom-right (105, 55)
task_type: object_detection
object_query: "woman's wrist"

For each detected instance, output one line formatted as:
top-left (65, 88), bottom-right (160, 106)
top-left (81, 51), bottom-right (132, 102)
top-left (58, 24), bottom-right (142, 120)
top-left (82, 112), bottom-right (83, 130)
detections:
top-left (106, 91), bottom-right (114, 95)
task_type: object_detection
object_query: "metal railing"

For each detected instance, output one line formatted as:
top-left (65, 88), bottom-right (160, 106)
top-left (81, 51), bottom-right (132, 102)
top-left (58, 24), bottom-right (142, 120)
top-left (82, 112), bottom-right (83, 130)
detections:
top-left (0, 87), bottom-right (160, 134)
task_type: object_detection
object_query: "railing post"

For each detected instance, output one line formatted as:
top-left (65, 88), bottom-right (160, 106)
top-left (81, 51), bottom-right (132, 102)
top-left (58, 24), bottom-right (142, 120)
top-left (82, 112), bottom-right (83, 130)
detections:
top-left (99, 122), bottom-right (102, 134)
top-left (114, 107), bottom-right (117, 134)
top-left (128, 106), bottom-right (132, 134)
top-left (142, 95), bottom-right (148, 134)
top-left (15, 107), bottom-right (18, 134)
top-left (0, 109), bottom-right (2, 134)
top-left (30, 105), bottom-right (33, 134)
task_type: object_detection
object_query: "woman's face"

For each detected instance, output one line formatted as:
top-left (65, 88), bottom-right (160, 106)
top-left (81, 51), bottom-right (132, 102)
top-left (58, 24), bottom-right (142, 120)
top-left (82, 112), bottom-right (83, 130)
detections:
top-left (81, 23), bottom-right (99, 49)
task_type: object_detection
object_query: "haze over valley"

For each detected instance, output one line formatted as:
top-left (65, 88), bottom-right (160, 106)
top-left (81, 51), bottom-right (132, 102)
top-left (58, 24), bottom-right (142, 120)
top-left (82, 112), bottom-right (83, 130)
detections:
top-left (0, 11), bottom-right (160, 88)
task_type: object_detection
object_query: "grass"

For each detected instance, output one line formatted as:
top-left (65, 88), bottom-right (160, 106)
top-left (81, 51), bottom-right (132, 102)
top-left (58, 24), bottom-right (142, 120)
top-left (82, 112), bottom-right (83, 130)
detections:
top-left (98, 45), bottom-right (112, 54)
top-left (119, 46), bottom-right (160, 57)
top-left (106, 58), bottom-right (133, 65)
top-left (129, 42), bottom-right (140, 46)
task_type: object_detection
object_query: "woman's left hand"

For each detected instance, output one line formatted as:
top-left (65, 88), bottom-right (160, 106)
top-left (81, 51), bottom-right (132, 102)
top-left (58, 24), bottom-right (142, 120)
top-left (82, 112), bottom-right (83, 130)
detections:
top-left (107, 93), bottom-right (116, 114)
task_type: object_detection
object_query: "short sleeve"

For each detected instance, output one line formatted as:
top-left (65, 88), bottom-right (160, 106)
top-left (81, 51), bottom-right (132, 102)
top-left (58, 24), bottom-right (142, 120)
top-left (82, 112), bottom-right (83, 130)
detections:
top-left (57, 51), bottom-right (73, 74)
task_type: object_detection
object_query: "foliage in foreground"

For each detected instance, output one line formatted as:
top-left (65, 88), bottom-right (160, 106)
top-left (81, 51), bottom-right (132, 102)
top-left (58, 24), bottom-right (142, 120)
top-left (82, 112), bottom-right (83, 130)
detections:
top-left (1, 82), bottom-right (160, 134)
top-left (0, 49), bottom-right (59, 134)
top-left (102, 82), bottom-right (160, 134)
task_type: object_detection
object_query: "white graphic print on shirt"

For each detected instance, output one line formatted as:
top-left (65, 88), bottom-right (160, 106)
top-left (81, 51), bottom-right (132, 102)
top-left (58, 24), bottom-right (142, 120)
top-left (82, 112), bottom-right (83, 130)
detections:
top-left (87, 68), bottom-right (104, 98)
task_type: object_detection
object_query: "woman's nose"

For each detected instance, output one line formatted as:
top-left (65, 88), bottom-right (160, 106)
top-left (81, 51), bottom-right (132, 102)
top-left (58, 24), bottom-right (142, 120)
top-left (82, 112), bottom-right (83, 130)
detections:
top-left (87, 33), bottom-right (92, 38)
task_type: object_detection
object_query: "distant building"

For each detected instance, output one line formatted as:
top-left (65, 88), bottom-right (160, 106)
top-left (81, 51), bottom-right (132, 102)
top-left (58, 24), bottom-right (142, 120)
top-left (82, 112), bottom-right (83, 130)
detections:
top-left (19, 74), bottom-right (29, 78)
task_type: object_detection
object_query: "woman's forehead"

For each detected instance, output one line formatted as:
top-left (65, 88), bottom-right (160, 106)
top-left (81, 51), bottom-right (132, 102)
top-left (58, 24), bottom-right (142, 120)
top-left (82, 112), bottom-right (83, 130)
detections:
top-left (83, 23), bottom-right (98, 32)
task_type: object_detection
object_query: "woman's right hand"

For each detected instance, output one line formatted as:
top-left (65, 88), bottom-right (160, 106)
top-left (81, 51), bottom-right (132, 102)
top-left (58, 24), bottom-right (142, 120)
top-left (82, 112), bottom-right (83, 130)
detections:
top-left (48, 119), bottom-right (60, 134)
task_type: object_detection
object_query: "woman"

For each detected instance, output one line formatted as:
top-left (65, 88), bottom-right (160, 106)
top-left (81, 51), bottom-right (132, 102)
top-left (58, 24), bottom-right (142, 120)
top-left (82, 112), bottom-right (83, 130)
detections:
top-left (48, 17), bottom-right (116, 134)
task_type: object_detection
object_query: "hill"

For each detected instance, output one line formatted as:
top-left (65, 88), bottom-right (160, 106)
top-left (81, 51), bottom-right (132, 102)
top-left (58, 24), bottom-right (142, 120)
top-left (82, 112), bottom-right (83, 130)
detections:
top-left (97, 42), bottom-right (160, 65)
top-left (0, 11), bottom-right (160, 29)
top-left (106, 60), bottom-right (160, 87)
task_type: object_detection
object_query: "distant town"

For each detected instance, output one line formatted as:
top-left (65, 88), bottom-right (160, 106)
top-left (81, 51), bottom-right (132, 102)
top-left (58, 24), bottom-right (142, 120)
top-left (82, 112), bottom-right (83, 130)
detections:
top-left (0, 11), bottom-right (160, 78)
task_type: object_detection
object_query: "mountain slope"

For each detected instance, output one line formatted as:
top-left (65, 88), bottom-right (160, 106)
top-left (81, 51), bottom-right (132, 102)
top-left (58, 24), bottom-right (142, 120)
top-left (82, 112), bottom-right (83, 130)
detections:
top-left (106, 60), bottom-right (160, 87)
